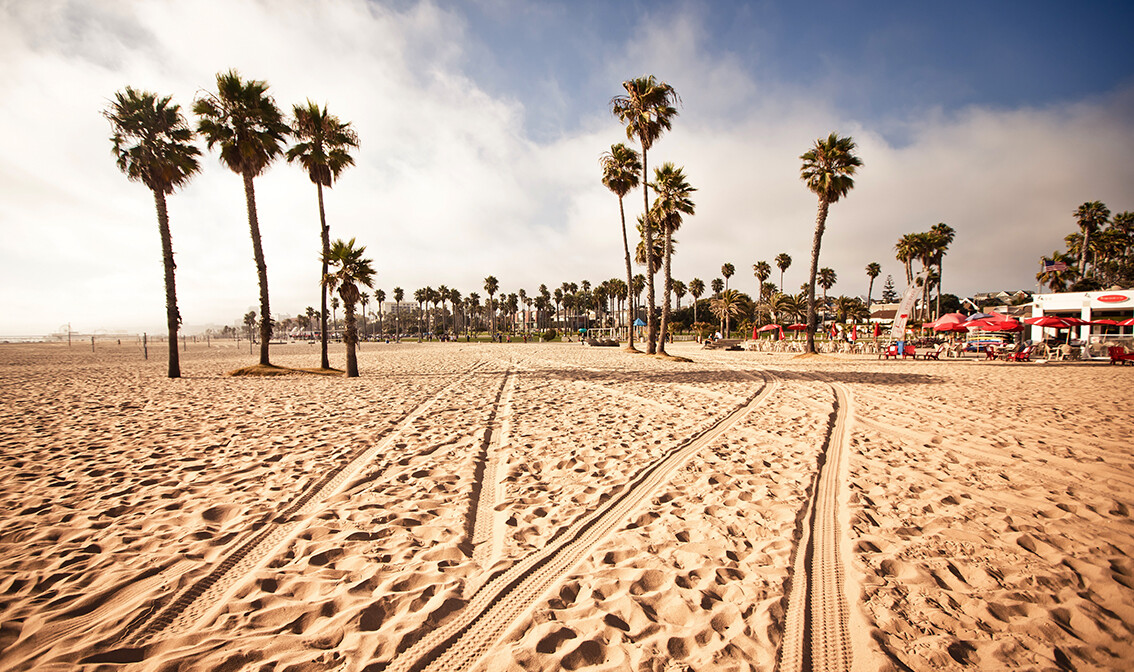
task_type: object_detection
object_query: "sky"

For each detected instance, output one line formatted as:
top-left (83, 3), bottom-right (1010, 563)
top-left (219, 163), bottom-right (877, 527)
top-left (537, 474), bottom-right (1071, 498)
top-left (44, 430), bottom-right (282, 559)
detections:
top-left (1, 0), bottom-right (1133, 336)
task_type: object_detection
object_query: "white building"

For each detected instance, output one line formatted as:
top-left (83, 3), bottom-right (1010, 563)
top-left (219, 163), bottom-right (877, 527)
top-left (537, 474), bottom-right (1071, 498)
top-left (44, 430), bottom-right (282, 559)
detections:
top-left (1030, 290), bottom-right (1133, 344)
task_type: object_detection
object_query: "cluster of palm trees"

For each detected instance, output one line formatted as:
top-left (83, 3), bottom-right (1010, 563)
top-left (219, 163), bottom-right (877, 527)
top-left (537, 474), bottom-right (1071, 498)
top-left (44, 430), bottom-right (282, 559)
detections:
top-left (106, 70), bottom-right (374, 378)
top-left (893, 222), bottom-right (955, 321)
top-left (1037, 201), bottom-right (1133, 292)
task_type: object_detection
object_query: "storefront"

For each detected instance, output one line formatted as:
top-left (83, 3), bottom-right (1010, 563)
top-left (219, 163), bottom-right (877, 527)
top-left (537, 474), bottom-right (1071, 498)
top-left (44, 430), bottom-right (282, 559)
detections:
top-left (1030, 290), bottom-right (1134, 348)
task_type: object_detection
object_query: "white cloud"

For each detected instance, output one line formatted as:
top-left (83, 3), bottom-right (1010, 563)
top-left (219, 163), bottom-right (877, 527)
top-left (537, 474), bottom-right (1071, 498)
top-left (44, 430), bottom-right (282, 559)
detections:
top-left (0, 1), bottom-right (1131, 335)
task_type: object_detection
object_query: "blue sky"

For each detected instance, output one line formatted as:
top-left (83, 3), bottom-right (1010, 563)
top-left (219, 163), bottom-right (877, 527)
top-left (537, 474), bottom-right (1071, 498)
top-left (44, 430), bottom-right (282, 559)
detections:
top-left (1, 0), bottom-right (1132, 335)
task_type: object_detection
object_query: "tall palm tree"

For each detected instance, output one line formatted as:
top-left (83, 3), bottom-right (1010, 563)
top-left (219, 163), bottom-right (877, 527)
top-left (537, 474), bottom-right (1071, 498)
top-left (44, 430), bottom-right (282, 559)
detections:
top-left (775, 253), bottom-right (792, 293)
top-left (711, 278), bottom-right (724, 296)
top-left (375, 288), bottom-right (386, 336)
top-left (600, 143), bottom-right (643, 350)
top-left (929, 223), bottom-right (955, 318)
top-left (689, 278), bottom-right (704, 326)
top-left (650, 163), bottom-right (696, 355)
top-left (1073, 201), bottom-right (1110, 277)
top-left (894, 233), bottom-right (919, 286)
top-left (105, 86), bottom-right (201, 379)
top-left (484, 276), bottom-right (499, 334)
top-left (194, 70), bottom-right (290, 365)
top-left (721, 263), bottom-right (735, 292)
top-left (672, 279), bottom-right (686, 309)
top-left (753, 261), bottom-right (771, 299)
top-left (287, 100), bottom-right (358, 369)
top-left (393, 286), bottom-right (404, 339)
top-left (611, 75), bottom-right (680, 354)
top-left (865, 262), bottom-right (881, 307)
top-left (800, 132), bottom-right (862, 354)
top-left (323, 238), bottom-right (375, 377)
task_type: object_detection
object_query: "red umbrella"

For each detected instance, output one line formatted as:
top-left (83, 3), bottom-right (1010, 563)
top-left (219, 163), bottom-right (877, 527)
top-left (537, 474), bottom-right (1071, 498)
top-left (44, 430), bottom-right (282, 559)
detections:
top-left (757, 324), bottom-right (780, 332)
top-left (786, 323), bottom-right (808, 330)
top-left (970, 318), bottom-right (1022, 332)
top-left (1023, 316), bottom-right (1070, 328)
top-left (1061, 316), bottom-right (1089, 326)
top-left (873, 322), bottom-right (880, 338)
top-left (1090, 319), bottom-right (1118, 326)
top-left (1120, 318), bottom-right (1134, 326)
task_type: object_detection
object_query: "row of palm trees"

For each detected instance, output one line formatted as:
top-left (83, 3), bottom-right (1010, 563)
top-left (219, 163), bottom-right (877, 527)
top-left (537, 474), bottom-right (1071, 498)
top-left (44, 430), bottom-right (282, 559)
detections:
top-left (1037, 201), bottom-right (1133, 292)
top-left (893, 223), bottom-right (955, 321)
top-left (106, 70), bottom-right (375, 377)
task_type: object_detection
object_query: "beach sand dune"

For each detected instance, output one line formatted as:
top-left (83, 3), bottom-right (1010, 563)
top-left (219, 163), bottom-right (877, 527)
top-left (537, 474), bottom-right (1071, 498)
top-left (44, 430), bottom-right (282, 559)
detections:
top-left (1, 341), bottom-right (1131, 671)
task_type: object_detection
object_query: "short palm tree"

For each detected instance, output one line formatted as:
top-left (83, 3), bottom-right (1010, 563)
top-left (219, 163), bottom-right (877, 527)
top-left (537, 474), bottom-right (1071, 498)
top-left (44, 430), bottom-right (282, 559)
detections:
top-left (650, 163), bottom-right (696, 355)
top-left (721, 263), bottom-right (735, 292)
top-left (711, 288), bottom-right (743, 337)
top-left (800, 132), bottom-right (862, 354)
top-left (393, 287), bottom-right (404, 338)
top-left (775, 253), bottom-right (792, 293)
top-left (323, 238), bottom-right (375, 377)
top-left (105, 87), bottom-right (201, 378)
top-left (600, 143), bottom-right (642, 349)
top-left (287, 100), bottom-right (359, 369)
top-left (194, 70), bottom-right (290, 365)
top-left (611, 75), bottom-right (679, 354)
top-left (817, 267), bottom-right (837, 320)
top-left (711, 278), bottom-right (724, 296)
top-left (865, 262), bottom-right (881, 308)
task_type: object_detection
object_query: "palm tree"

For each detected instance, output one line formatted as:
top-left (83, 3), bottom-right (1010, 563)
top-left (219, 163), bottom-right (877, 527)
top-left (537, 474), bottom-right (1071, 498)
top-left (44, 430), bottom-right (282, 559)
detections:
top-left (711, 278), bottom-right (724, 296)
top-left (711, 289), bottom-right (743, 337)
top-left (611, 75), bottom-right (680, 355)
top-left (600, 143), bottom-right (643, 350)
top-left (929, 223), bottom-right (955, 318)
top-left (194, 70), bottom-right (290, 365)
top-left (1073, 201), bottom-right (1111, 277)
top-left (721, 263), bottom-right (735, 292)
top-left (800, 132), bottom-right (862, 354)
top-left (105, 86), bottom-right (201, 378)
top-left (672, 279), bottom-right (687, 309)
top-left (689, 278), bottom-right (704, 326)
top-left (375, 288), bottom-right (386, 336)
top-left (331, 296), bottom-right (340, 332)
top-left (393, 286), bottom-right (404, 339)
top-left (817, 267), bottom-right (837, 321)
top-left (894, 233), bottom-right (919, 286)
top-left (775, 253), bottom-right (792, 293)
top-left (650, 163), bottom-right (696, 354)
top-left (753, 261), bottom-right (771, 299)
top-left (484, 276), bottom-right (499, 334)
top-left (287, 100), bottom-right (358, 369)
top-left (865, 262), bottom-right (881, 308)
top-left (323, 238), bottom-right (375, 377)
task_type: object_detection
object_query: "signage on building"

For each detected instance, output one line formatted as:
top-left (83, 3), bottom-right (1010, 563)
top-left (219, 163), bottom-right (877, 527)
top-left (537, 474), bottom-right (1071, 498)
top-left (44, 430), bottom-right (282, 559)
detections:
top-left (1097, 294), bottom-right (1129, 303)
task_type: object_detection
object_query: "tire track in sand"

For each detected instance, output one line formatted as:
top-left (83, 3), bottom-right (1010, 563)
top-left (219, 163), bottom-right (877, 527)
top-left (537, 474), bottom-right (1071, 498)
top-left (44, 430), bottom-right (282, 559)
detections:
top-left (379, 371), bottom-right (779, 672)
top-left (467, 369), bottom-right (515, 577)
top-left (778, 381), bottom-right (871, 672)
top-left (104, 363), bottom-right (493, 654)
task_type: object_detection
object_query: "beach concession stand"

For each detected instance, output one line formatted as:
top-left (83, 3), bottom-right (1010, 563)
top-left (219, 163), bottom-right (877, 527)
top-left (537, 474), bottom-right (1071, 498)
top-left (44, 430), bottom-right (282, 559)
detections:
top-left (1029, 290), bottom-right (1134, 356)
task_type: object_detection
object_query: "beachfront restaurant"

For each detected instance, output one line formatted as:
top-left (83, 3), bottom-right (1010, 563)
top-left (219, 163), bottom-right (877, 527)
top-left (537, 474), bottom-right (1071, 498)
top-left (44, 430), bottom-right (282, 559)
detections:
top-left (1029, 290), bottom-right (1134, 357)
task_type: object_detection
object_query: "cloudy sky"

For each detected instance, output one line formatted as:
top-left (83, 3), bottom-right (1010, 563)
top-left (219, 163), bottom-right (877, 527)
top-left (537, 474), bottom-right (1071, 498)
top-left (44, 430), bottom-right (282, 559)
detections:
top-left (2, 0), bottom-right (1132, 336)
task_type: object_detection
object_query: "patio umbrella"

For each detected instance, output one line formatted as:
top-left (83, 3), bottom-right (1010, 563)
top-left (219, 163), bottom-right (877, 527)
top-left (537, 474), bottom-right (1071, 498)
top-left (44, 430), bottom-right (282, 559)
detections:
top-left (1120, 318), bottom-right (1134, 326)
top-left (1090, 319), bottom-right (1118, 325)
top-left (786, 323), bottom-right (808, 330)
top-left (928, 312), bottom-right (967, 329)
top-left (1061, 316), bottom-right (1089, 326)
top-left (757, 324), bottom-right (781, 332)
top-left (970, 318), bottom-right (1022, 332)
top-left (1023, 316), bottom-right (1070, 328)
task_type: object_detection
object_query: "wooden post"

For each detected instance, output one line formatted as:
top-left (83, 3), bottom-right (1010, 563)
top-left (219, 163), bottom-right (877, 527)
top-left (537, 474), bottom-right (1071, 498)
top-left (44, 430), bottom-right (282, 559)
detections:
top-left (91, 335), bottom-right (95, 352)
top-left (183, 335), bottom-right (187, 351)
top-left (143, 333), bottom-right (148, 360)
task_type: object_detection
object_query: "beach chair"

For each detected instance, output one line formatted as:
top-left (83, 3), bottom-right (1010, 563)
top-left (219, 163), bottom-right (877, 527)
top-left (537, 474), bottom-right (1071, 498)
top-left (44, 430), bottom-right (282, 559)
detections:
top-left (1108, 346), bottom-right (1134, 365)
top-left (984, 346), bottom-right (997, 360)
top-left (1006, 345), bottom-right (1034, 362)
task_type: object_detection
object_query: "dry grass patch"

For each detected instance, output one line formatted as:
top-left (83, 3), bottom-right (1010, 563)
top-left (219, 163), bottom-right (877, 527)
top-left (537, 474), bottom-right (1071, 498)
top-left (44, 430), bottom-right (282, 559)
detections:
top-left (227, 364), bottom-right (344, 377)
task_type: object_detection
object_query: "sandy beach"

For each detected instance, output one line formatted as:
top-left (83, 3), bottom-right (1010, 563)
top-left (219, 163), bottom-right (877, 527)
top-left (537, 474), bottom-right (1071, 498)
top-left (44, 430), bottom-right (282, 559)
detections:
top-left (1, 340), bottom-right (1132, 672)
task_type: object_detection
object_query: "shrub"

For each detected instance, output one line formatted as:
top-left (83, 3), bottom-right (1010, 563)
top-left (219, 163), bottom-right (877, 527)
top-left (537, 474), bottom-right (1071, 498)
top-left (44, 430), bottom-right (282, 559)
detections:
top-left (541, 329), bottom-right (559, 342)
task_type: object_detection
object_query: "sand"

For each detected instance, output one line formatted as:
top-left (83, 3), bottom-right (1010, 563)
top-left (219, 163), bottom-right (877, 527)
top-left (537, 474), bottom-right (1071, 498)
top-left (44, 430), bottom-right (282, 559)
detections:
top-left (0, 340), bottom-right (1131, 672)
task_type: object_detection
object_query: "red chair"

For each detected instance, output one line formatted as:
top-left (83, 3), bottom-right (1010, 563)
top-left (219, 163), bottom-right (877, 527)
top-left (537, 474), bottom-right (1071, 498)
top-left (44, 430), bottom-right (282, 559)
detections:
top-left (1006, 345), bottom-right (1033, 362)
top-left (1108, 346), bottom-right (1134, 365)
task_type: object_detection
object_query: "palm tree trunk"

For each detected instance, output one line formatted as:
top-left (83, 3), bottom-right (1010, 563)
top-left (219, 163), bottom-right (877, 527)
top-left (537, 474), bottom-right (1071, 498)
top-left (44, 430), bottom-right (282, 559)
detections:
top-left (242, 169), bottom-right (271, 365)
top-left (619, 196), bottom-right (637, 350)
top-left (153, 189), bottom-right (181, 378)
top-left (344, 303), bottom-right (358, 377)
top-left (867, 277), bottom-right (875, 308)
top-left (1079, 230), bottom-right (1090, 277)
top-left (641, 147), bottom-right (656, 354)
top-left (658, 231), bottom-right (674, 355)
top-left (806, 198), bottom-right (829, 354)
top-left (317, 182), bottom-right (330, 369)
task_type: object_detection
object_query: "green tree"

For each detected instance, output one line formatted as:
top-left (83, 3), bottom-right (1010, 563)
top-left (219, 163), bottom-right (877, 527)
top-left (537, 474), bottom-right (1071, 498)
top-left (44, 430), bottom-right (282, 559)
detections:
top-left (880, 275), bottom-right (899, 303)
top-left (800, 132), bottom-right (862, 354)
top-left (194, 70), bottom-right (290, 365)
top-left (929, 223), bottom-right (955, 318)
top-left (817, 267), bottom-right (837, 319)
top-left (611, 75), bottom-right (679, 354)
top-left (393, 286), bottom-right (404, 338)
top-left (753, 261), bottom-right (771, 298)
top-left (323, 238), bottom-right (375, 377)
top-left (775, 253), bottom-right (792, 293)
top-left (711, 288), bottom-right (743, 337)
top-left (1036, 251), bottom-right (1078, 292)
top-left (105, 86), bottom-right (201, 378)
top-left (287, 100), bottom-right (358, 369)
top-left (600, 142), bottom-right (643, 350)
top-left (711, 278), bottom-right (724, 296)
top-left (650, 163), bottom-right (696, 355)
top-left (721, 262), bottom-right (735, 292)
